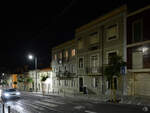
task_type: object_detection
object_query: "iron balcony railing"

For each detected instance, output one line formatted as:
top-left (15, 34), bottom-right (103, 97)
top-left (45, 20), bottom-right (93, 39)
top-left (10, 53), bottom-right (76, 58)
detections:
top-left (56, 71), bottom-right (76, 78)
top-left (85, 67), bottom-right (102, 75)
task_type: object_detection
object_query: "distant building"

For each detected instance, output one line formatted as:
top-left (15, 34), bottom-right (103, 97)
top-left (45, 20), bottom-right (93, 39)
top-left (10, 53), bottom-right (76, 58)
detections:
top-left (28, 68), bottom-right (52, 93)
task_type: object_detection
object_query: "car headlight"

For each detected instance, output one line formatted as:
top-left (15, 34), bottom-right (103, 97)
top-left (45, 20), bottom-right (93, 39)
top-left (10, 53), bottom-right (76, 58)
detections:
top-left (16, 92), bottom-right (20, 95)
top-left (4, 93), bottom-right (9, 97)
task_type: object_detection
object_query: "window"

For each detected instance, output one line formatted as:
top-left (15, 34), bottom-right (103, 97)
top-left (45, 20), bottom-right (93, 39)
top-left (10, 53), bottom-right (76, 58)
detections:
top-left (93, 78), bottom-right (98, 88)
top-left (59, 52), bottom-right (62, 59)
top-left (64, 80), bottom-right (67, 86)
top-left (71, 80), bottom-right (74, 87)
top-left (91, 55), bottom-right (99, 73)
top-left (65, 51), bottom-right (68, 59)
top-left (106, 24), bottom-right (118, 41)
top-left (108, 51), bottom-right (117, 64)
top-left (54, 54), bottom-right (57, 60)
top-left (89, 32), bottom-right (98, 44)
top-left (78, 38), bottom-right (84, 49)
top-left (132, 20), bottom-right (142, 43)
top-left (58, 80), bottom-right (61, 86)
top-left (72, 49), bottom-right (76, 56)
top-left (79, 58), bottom-right (84, 68)
top-left (132, 51), bottom-right (143, 69)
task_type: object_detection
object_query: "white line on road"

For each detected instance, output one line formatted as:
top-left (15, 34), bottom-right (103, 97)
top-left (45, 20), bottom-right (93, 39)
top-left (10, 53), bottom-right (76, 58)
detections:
top-left (85, 110), bottom-right (97, 113)
top-left (35, 101), bottom-right (58, 107)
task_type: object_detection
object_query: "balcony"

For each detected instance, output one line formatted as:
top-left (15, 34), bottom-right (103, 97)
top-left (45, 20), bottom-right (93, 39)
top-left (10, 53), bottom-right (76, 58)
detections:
top-left (56, 71), bottom-right (76, 79)
top-left (85, 67), bottom-right (102, 75)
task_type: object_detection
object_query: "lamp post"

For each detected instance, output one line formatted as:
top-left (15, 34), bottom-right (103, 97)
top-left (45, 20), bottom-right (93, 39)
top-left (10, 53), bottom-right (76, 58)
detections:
top-left (28, 54), bottom-right (38, 92)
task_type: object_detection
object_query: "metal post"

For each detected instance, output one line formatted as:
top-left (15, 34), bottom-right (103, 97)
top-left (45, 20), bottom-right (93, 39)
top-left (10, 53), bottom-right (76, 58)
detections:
top-left (8, 106), bottom-right (10, 113)
top-left (35, 57), bottom-right (37, 92)
top-left (2, 103), bottom-right (5, 113)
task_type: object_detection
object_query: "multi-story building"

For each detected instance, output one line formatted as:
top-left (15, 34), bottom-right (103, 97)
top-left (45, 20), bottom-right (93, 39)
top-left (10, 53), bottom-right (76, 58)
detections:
top-left (75, 5), bottom-right (127, 97)
top-left (51, 40), bottom-right (78, 96)
top-left (51, 5), bottom-right (127, 97)
top-left (126, 5), bottom-right (150, 96)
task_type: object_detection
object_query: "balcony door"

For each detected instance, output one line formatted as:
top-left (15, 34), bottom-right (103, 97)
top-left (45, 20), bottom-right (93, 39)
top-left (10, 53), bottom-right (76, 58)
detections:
top-left (79, 77), bottom-right (83, 92)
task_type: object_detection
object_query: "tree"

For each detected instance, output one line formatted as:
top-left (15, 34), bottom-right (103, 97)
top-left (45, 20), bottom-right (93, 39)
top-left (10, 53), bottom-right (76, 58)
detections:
top-left (104, 54), bottom-right (126, 102)
top-left (18, 75), bottom-right (25, 90)
top-left (25, 77), bottom-right (33, 91)
top-left (18, 75), bottom-right (33, 91)
top-left (40, 75), bottom-right (48, 95)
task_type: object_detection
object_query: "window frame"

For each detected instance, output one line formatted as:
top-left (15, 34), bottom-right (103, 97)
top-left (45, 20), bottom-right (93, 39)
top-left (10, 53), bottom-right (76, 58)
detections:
top-left (78, 57), bottom-right (84, 69)
top-left (106, 50), bottom-right (118, 64)
top-left (132, 19), bottom-right (143, 43)
top-left (106, 23), bottom-right (119, 42)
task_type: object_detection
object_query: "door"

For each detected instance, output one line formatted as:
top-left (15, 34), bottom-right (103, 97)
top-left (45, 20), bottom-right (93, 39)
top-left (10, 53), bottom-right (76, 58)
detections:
top-left (79, 77), bottom-right (83, 92)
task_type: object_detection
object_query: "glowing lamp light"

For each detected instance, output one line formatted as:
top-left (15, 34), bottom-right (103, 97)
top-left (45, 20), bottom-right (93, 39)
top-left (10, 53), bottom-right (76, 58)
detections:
top-left (142, 47), bottom-right (148, 53)
top-left (28, 54), bottom-right (34, 60)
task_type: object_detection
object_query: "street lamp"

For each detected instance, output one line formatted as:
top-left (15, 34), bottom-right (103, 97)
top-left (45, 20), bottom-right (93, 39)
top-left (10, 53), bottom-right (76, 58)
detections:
top-left (28, 54), bottom-right (38, 92)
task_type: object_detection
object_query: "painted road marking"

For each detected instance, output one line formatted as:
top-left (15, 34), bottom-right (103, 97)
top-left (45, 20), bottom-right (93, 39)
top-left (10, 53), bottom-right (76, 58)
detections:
top-left (74, 105), bottom-right (85, 110)
top-left (85, 110), bottom-right (97, 113)
top-left (35, 101), bottom-right (58, 107)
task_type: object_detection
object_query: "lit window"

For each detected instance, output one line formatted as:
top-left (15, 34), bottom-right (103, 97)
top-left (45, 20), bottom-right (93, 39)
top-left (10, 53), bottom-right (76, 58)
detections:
top-left (72, 49), bottom-right (76, 56)
top-left (54, 54), bottom-right (57, 60)
top-left (66, 51), bottom-right (68, 58)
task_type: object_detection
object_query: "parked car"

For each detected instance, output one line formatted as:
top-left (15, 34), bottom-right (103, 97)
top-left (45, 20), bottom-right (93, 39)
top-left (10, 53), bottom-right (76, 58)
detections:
top-left (1, 88), bottom-right (21, 100)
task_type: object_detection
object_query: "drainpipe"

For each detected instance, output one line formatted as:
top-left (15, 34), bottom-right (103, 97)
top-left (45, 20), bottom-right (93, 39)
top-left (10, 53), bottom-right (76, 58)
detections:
top-left (101, 25), bottom-right (105, 95)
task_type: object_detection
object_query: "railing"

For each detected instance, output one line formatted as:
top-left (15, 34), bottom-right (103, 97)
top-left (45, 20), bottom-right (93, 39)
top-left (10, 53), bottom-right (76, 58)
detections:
top-left (56, 71), bottom-right (76, 79)
top-left (85, 67), bottom-right (102, 75)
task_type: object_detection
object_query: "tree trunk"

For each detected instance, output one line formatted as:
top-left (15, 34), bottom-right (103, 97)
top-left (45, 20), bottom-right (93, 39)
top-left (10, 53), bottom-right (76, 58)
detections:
top-left (42, 82), bottom-right (45, 96)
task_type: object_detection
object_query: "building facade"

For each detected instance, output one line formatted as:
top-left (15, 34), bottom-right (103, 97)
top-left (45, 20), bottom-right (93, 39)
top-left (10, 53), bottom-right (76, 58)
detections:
top-left (75, 5), bottom-right (127, 97)
top-left (126, 5), bottom-right (150, 96)
top-left (28, 68), bottom-right (53, 93)
top-left (51, 40), bottom-right (79, 96)
top-left (51, 6), bottom-right (127, 97)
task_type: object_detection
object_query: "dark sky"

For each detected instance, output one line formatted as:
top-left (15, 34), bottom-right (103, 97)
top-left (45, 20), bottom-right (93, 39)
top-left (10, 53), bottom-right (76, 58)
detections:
top-left (0, 0), bottom-right (149, 73)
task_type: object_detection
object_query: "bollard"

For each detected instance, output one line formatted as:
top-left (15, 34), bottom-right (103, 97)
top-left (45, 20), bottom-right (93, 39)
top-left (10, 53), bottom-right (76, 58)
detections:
top-left (8, 106), bottom-right (10, 113)
top-left (2, 103), bottom-right (5, 113)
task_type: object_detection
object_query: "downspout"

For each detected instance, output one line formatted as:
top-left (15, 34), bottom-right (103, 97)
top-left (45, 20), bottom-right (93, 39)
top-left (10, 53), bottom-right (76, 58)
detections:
top-left (101, 25), bottom-right (105, 95)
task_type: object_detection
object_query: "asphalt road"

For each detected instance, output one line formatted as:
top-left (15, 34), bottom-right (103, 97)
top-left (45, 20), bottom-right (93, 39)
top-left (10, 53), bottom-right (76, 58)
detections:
top-left (1, 92), bottom-right (149, 113)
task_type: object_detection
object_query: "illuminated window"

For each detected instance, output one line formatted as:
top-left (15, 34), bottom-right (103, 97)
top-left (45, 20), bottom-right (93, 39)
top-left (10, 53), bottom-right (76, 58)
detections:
top-left (72, 49), bottom-right (76, 56)
top-left (54, 54), bottom-right (57, 60)
top-left (66, 51), bottom-right (68, 58)
top-left (106, 24), bottom-right (118, 41)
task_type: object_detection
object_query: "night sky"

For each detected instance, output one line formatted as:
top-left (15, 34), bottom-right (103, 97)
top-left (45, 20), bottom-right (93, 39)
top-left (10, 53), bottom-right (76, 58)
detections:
top-left (0, 0), bottom-right (149, 73)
